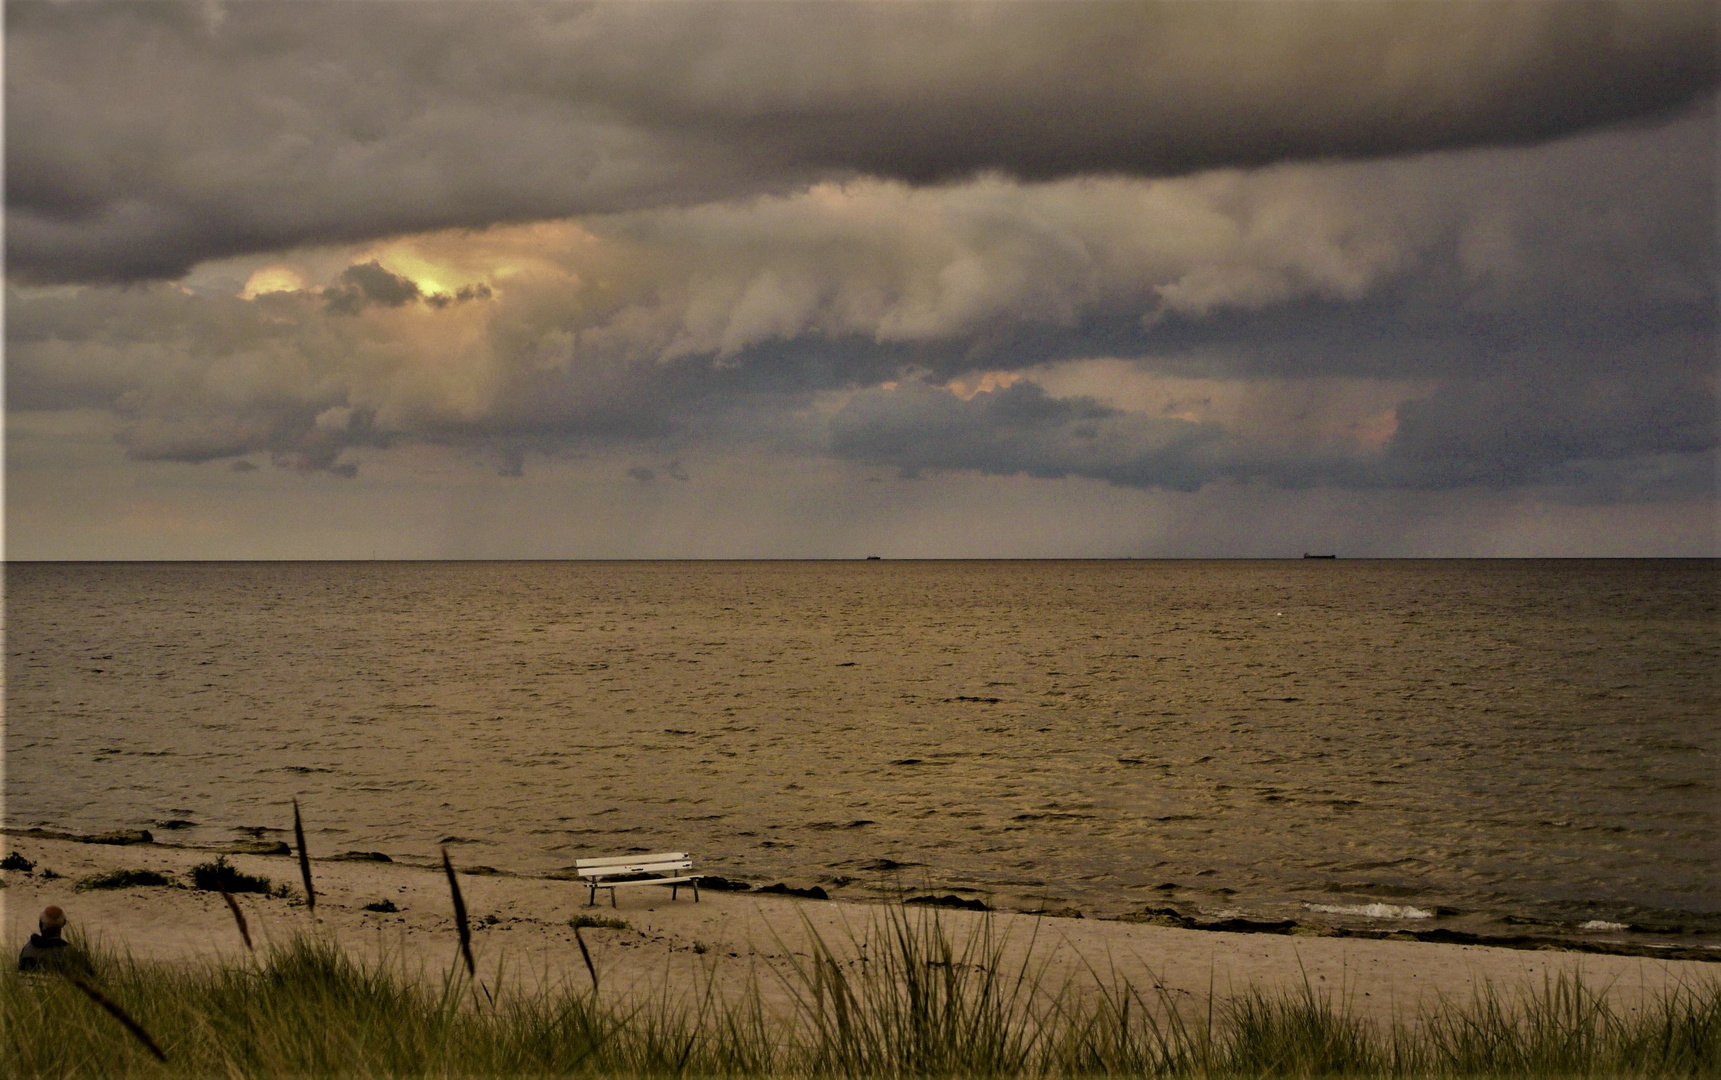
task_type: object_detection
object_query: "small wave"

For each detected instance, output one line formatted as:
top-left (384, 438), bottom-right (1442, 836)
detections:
top-left (1306, 902), bottom-right (1435, 920)
top-left (1580, 920), bottom-right (1629, 932)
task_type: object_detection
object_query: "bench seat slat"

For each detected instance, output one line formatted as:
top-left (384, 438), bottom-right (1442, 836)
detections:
top-left (577, 852), bottom-right (688, 868)
top-left (577, 863), bottom-right (691, 878)
top-left (585, 874), bottom-right (699, 887)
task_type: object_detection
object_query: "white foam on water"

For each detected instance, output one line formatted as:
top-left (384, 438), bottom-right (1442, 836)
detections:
top-left (1580, 920), bottom-right (1629, 932)
top-left (1305, 902), bottom-right (1435, 920)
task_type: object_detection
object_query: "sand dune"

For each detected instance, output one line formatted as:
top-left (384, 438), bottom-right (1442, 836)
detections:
top-left (3, 834), bottom-right (1710, 1029)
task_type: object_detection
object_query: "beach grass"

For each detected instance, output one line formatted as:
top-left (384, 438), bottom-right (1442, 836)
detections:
top-left (4, 910), bottom-right (1717, 1077)
top-left (74, 868), bottom-right (176, 892)
top-left (569, 914), bottom-right (632, 931)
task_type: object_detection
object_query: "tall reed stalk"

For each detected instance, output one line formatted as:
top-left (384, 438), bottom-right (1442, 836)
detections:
top-left (292, 798), bottom-right (315, 913)
top-left (442, 847), bottom-right (476, 980)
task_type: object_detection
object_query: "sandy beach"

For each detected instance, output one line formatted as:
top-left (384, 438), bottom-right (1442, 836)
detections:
top-left (4, 833), bottom-right (1713, 1031)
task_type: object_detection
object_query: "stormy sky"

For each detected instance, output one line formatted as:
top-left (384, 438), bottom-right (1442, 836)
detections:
top-left (6, 0), bottom-right (1716, 559)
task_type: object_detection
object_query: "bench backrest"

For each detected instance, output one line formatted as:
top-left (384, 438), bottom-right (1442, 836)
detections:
top-left (575, 853), bottom-right (692, 880)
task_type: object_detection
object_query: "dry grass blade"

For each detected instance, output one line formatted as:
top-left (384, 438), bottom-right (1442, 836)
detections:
top-left (292, 798), bottom-right (316, 912)
top-left (218, 884), bottom-right (254, 951)
top-left (574, 924), bottom-right (599, 992)
top-left (442, 846), bottom-right (475, 978)
top-left (62, 973), bottom-right (168, 1063)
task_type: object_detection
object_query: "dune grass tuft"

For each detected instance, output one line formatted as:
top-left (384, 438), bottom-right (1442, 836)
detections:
top-left (569, 914), bottom-right (630, 931)
top-left (74, 868), bottom-right (175, 892)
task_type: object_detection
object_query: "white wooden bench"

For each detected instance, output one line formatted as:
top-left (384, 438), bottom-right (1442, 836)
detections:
top-left (575, 852), bottom-right (701, 907)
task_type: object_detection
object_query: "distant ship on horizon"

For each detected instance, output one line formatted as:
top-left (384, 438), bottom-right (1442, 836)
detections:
top-left (1302, 553), bottom-right (1337, 559)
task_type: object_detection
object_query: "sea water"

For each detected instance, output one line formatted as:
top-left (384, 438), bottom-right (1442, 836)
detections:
top-left (5, 560), bottom-right (1716, 949)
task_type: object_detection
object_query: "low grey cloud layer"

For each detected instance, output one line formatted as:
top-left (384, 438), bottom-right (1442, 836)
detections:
top-left (7, 0), bottom-right (1714, 282)
top-left (828, 349), bottom-right (1715, 499)
top-left (831, 381), bottom-right (1233, 492)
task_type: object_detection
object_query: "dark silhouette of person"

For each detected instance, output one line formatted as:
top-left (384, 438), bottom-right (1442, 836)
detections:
top-left (18, 905), bottom-right (70, 971)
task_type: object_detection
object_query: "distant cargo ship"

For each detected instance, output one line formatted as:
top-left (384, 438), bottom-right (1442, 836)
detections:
top-left (1302, 553), bottom-right (1337, 559)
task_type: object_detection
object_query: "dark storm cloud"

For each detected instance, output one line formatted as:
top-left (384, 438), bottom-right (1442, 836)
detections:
top-left (321, 264), bottom-right (492, 314)
top-left (427, 284), bottom-right (494, 310)
top-left (7, 0), bottom-right (1715, 283)
top-left (323, 261), bottom-right (421, 315)
top-left (651, 2), bottom-right (1717, 182)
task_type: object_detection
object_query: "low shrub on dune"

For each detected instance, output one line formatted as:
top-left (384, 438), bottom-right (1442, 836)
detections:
top-left (188, 856), bottom-right (276, 896)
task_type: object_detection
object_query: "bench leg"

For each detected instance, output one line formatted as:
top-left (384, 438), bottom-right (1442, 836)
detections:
top-left (587, 883), bottom-right (597, 907)
top-left (672, 884), bottom-right (678, 901)
top-left (693, 880), bottom-right (700, 903)
top-left (611, 887), bottom-right (617, 908)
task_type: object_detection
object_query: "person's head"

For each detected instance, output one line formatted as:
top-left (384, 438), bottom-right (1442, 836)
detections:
top-left (39, 906), bottom-right (66, 939)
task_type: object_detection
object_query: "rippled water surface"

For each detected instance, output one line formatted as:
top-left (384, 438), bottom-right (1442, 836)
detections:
top-left (5, 560), bottom-right (1716, 946)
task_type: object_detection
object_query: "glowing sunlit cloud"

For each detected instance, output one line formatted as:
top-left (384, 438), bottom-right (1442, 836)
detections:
top-left (351, 223), bottom-right (603, 299)
top-left (947, 371), bottom-right (1024, 401)
top-left (240, 266), bottom-right (306, 299)
top-left (1346, 408), bottom-right (1401, 453)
